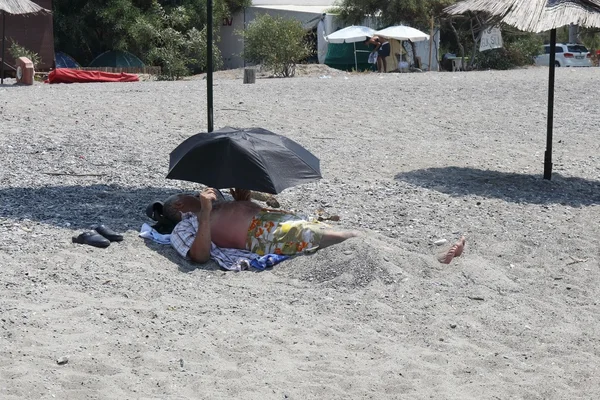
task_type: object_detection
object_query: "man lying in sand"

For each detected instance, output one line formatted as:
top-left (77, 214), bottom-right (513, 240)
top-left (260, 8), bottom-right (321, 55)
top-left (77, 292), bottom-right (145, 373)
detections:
top-left (162, 187), bottom-right (359, 263)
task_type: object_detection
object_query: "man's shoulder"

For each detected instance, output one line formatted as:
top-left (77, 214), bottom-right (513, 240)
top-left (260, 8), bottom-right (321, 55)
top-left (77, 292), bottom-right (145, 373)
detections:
top-left (173, 212), bottom-right (198, 232)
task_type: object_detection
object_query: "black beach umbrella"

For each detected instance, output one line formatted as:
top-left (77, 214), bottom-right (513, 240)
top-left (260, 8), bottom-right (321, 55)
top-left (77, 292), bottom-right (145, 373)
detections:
top-left (166, 127), bottom-right (322, 194)
top-left (0, 0), bottom-right (51, 84)
top-left (445, 0), bottom-right (600, 180)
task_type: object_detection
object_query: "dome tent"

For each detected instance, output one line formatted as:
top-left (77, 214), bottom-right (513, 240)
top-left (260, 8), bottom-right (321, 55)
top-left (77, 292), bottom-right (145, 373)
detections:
top-left (89, 50), bottom-right (145, 68)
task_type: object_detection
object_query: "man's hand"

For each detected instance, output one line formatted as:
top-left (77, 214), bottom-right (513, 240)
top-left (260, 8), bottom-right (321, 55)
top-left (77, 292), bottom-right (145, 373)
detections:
top-left (199, 187), bottom-right (218, 211)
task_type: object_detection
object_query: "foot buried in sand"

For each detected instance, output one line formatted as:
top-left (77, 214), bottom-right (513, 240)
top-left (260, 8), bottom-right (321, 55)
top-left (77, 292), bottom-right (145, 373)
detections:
top-left (438, 236), bottom-right (466, 264)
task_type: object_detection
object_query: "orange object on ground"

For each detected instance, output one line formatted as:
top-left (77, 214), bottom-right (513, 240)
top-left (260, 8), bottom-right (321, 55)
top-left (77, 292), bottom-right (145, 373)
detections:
top-left (16, 57), bottom-right (35, 85)
top-left (46, 68), bottom-right (139, 84)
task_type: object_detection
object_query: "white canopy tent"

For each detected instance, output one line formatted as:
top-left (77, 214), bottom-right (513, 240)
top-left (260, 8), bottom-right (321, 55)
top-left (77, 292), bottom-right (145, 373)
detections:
top-left (374, 25), bottom-right (430, 71)
top-left (325, 25), bottom-right (376, 70)
top-left (374, 25), bottom-right (430, 42)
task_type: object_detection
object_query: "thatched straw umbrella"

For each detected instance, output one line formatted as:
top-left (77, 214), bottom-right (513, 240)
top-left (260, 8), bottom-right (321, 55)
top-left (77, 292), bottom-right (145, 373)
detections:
top-left (445, 0), bottom-right (600, 180)
top-left (0, 0), bottom-right (51, 84)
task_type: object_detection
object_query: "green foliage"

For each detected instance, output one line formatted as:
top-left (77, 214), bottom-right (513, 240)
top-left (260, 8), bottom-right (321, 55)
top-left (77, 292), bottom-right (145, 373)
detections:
top-left (240, 14), bottom-right (312, 77)
top-left (8, 40), bottom-right (42, 69)
top-left (136, 3), bottom-right (223, 80)
top-left (335, 0), bottom-right (456, 26)
top-left (475, 33), bottom-right (542, 70)
top-left (52, 0), bottom-right (248, 78)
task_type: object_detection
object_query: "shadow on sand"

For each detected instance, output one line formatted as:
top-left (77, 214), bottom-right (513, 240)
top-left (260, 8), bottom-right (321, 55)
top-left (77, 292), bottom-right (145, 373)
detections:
top-left (395, 167), bottom-right (600, 207)
top-left (0, 184), bottom-right (182, 230)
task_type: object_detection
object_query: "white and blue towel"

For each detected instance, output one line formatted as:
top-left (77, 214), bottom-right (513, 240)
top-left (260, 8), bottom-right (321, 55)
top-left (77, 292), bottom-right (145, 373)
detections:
top-left (139, 224), bottom-right (288, 271)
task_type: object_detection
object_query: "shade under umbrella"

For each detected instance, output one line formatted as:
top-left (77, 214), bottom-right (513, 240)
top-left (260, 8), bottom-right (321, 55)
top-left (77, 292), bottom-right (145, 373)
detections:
top-left (445, 0), bottom-right (600, 180)
top-left (0, 0), bottom-right (51, 84)
top-left (166, 127), bottom-right (322, 194)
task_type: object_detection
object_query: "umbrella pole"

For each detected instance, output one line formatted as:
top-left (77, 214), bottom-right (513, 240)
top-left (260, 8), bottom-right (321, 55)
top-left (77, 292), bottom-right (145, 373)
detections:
top-left (544, 29), bottom-right (556, 180)
top-left (207, 0), bottom-right (214, 132)
top-left (1, 11), bottom-right (5, 85)
top-left (353, 42), bottom-right (357, 71)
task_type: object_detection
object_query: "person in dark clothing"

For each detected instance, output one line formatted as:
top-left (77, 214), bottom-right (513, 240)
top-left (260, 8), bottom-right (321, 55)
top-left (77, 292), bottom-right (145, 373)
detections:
top-left (365, 35), bottom-right (390, 72)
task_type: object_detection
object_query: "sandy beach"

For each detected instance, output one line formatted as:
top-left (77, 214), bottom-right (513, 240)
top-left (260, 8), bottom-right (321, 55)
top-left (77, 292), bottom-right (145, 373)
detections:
top-left (1, 65), bottom-right (599, 399)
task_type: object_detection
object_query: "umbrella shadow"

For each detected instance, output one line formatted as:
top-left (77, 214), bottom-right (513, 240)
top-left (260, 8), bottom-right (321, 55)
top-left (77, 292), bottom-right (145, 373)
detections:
top-left (395, 167), bottom-right (600, 207)
top-left (0, 184), bottom-right (183, 230)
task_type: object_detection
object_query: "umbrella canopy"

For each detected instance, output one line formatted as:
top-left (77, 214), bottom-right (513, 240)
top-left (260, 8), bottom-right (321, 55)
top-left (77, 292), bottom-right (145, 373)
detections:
top-left (0, 0), bottom-right (48, 14)
top-left (325, 25), bottom-right (376, 71)
top-left (166, 127), bottom-right (322, 194)
top-left (445, 0), bottom-right (600, 180)
top-left (89, 50), bottom-right (145, 68)
top-left (445, 0), bottom-right (600, 32)
top-left (0, 0), bottom-right (51, 84)
top-left (373, 25), bottom-right (430, 42)
top-left (325, 25), bottom-right (376, 43)
top-left (54, 51), bottom-right (81, 69)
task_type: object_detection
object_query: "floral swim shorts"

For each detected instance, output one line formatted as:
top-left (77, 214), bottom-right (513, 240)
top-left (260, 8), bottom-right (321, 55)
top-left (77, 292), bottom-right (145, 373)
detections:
top-left (246, 211), bottom-right (325, 256)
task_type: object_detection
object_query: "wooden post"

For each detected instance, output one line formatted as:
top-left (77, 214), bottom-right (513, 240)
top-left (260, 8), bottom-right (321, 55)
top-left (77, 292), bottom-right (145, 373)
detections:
top-left (243, 68), bottom-right (256, 84)
top-left (428, 15), bottom-right (434, 71)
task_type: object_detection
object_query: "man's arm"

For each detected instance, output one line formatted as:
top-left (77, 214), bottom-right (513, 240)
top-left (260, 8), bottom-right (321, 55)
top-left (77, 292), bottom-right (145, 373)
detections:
top-left (188, 208), bottom-right (211, 263)
top-left (188, 188), bottom-right (217, 263)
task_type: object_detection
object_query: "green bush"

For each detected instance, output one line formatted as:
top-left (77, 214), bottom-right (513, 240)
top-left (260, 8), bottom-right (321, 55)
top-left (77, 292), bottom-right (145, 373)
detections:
top-left (475, 33), bottom-right (542, 70)
top-left (138, 4), bottom-right (223, 80)
top-left (8, 40), bottom-right (42, 69)
top-left (506, 35), bottom-right (543, 66)
top-left (240, 14), bottom-right (312, 77)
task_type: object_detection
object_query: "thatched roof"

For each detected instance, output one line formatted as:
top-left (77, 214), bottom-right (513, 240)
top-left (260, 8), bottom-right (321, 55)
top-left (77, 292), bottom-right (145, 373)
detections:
top-left (0, 0), bottom-right (51, 15)
top-left (445, 0), bottom-right (600, 32)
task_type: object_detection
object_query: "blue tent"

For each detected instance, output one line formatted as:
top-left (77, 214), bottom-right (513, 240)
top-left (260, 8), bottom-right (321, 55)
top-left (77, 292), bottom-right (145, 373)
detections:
top-left (55, 52), bottom-right (81, 69)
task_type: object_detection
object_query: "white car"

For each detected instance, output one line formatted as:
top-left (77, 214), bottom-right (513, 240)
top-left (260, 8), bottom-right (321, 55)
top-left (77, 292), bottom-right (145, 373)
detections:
top-left (534, 43), bottom-right (592, 67)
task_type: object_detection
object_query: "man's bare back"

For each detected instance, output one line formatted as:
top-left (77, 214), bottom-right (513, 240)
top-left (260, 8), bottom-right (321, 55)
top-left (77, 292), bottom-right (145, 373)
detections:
top-left (166, 188), bottom-right (359, 264)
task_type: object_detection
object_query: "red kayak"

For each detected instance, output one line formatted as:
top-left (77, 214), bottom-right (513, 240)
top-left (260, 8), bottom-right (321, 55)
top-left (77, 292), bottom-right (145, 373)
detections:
top-left (46, 68), bottom-right (139, 84)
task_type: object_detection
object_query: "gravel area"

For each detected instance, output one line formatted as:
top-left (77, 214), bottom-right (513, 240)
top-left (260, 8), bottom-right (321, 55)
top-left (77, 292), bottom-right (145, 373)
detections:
top-left (1, 66), bottom-right (599, 399)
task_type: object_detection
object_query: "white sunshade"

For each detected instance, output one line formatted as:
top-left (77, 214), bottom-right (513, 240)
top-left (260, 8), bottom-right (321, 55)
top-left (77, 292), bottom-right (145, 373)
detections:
top-left (374, 25), bottom-right (430, 42)
top-left (325, 25), bottom-right (376, 43)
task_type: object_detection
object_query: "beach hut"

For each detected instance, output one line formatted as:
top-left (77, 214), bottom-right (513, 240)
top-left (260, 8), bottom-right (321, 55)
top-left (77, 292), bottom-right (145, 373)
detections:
top-left (0, 0), bottom-right (52, 83)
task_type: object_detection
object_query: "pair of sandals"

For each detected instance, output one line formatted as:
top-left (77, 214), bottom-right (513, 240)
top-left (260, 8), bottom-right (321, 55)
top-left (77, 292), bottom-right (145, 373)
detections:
top-left (72, 225), bottom-right (123, 248)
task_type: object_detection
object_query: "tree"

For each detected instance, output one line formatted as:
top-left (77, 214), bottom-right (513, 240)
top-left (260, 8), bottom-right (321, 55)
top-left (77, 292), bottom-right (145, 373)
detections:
top-left (240, 14), bottom-right (312, 77)
top-left (334, 0), bottom-right (456, 27)
top-left (52, 0), bottom-right (250, 76)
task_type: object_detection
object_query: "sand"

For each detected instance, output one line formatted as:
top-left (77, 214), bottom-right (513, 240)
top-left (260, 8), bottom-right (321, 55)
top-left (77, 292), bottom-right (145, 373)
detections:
top-left (1, 65), bottom-right (599, 399)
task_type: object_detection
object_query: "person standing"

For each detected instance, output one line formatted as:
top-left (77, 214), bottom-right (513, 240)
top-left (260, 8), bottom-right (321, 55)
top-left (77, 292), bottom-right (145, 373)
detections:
top-left (365, 35), bottom-right (390, 73)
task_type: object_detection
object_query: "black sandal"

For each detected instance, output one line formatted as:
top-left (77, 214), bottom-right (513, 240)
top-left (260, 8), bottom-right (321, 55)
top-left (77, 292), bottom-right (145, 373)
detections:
top-left (72, 232), bottom-right (111, 248)
top-left (92, 224), bottom-right (123, 242)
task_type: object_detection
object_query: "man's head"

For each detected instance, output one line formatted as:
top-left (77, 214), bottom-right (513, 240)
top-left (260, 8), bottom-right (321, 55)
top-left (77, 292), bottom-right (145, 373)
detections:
top-left (162, 193), bottom-right (204, 223)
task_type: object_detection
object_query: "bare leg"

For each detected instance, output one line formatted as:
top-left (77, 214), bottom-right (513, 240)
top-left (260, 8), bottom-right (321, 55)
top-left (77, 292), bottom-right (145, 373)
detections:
top-left (319, 230), bottom-right (360, 249)
top-left (382, 57), bottom-right (387, 72)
